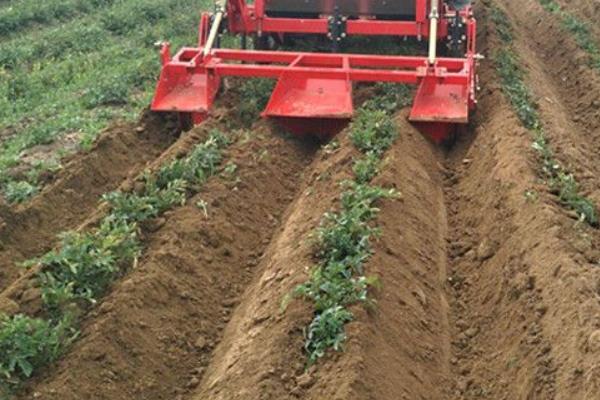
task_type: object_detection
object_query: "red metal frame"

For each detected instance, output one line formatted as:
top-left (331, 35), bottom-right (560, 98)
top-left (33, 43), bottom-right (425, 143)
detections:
top-left (159, 48), bottom-right (473, 85)
top-left (152, 1), bottom-right (479, 142)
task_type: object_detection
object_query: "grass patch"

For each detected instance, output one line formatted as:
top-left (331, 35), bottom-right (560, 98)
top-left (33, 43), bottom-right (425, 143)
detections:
top-left (0, 0), bottom-right (117, 38)
top-left (0, 130), bottom-right (230, 394)
top-left (491, 5), bottom-right (598, 226)
top-left (0, 0), bottom-right (212, 203)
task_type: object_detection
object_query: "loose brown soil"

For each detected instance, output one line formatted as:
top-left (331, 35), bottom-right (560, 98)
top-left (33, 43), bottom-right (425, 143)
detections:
top-left (13, 121), bottom-right (317, 400)
top-left (188, 113), bottom-right (452, 400)
top-left (3, 1), bottom-right (600, 399)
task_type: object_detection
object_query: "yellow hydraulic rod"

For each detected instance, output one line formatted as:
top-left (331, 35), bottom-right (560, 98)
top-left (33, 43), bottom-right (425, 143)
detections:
top-left (428, 0), bottom-right (439, 65)
top-left (203, 1), bottom-right (225, 57)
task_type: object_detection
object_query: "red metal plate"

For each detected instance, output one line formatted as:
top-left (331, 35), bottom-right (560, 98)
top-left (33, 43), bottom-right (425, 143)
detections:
top-left (152, 71), bottom-right (214, 113)
top-left (409, 76), bottom-right (469, 124)
top-left (263, 76), bottom-right (353, 119)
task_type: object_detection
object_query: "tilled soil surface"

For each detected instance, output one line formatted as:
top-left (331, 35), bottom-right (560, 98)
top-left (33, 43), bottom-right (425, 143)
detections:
top-left (500, 0), bottom-right (600, 205)
top-left (3, 1), bottom-right (600, 399)
top-left (15, 122), bottom-right (316, 400)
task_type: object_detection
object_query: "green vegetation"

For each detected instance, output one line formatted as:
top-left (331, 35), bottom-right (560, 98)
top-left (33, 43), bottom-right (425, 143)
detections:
top-left (352, 83), bottom-right (411, 184)
top-left (538, 0), bottom-right (600, 70)
top-left (0, 130), bottom-right (230, 395)
top-left (364, 82), bottom-right (414, 115)
top-left (295, 180), bottom-right (396, 363)
top-left (232, 78), bottom-right (276, 126)
top-left (489, 6), bottom-right (513, 43)
top-left (0, 314), bottom-right (74, 393)
top-left (352, 152), bottom-right (380, 184)
top-left (4, 181), bottom-right (38, 204)
top-left (491, 5), bottom-right (598, 226)
top-left (349, 109), bottom-right (398, 155)
top-left (0, 0), bottom-right (212, 203)
top-left (343, 36), bottom-right (422, 56)
top-left (494, 49), bottom-right (540, 130)
top-left (40, 130), bottom-right (228, 314)
top-left (0, 0), bottom-right (117, 38)
top-left (289, 86), bottom-right (410, 364)
top-left (38, 219), bottom-right (141, 315)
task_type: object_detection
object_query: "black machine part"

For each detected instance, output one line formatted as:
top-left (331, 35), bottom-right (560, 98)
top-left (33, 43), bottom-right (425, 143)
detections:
top-left (264, 0), bottom-right (417, 18)
top-left (449, 0), bottom-right (472, 10)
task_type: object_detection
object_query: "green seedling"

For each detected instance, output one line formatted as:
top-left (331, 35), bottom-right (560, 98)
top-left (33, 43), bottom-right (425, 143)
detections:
top-left (195, 199), bottom-right (209, 218)
top-left (491, 5), bottom-right (598, 227)
top-left (290, 99), bottom-right (399, 364)
top-left (524, 189), bottom-right (538, 202)
top-left (9, 129), bottom-right (230, 390)
top-left (3, 180), bottom-right (38, 204)
top-left (0, 314), bottom-right (75, 395)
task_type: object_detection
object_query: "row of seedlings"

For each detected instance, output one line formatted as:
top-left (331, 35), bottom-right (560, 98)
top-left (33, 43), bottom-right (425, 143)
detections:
top-left (537, 0), bottom-right (600, 70)
top-left (489, 4), bottom-right (598, 226)
top-left (0, 129), bottom-right (231, 396)
top-left (288, 84), bottom-right (411, 364)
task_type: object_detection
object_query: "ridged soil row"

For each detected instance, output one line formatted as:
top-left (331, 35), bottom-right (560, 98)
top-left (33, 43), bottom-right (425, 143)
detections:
top-left (17, 123), bottom-right (316, 400)
top-left (442, 4), bottom-right (600, 399)
top-left (0, 117), bottom-right (227, 319)
top-left (552, 0), bottom-right (600, 39)
top-left (185, 114), bottom-right (453, 400)
top-left (498, 0), bottom-right (600, 212)
top-left (0, 113), bottom-right (177, 292)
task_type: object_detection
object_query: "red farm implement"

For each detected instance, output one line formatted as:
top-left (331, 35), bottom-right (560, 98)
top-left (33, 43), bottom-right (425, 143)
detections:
top-left (151, 0), bottom-right (480, 142)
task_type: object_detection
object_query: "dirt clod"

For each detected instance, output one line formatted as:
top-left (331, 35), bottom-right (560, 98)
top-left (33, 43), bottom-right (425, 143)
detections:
top-left (588, 330), bottom-right (600, 353)
top-left (295, 373), bottom-right (315, 389)
top-left (195, 336), bottom-right (209, 350)
top-left (186, 377), bottom-right (200, 389)
top-left (476, 239), bottom-right (496, 261)
top-left (465, 327), bottom-right (479, 339)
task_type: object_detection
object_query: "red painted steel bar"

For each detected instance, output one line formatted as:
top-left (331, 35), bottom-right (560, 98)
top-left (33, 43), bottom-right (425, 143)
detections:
top-left (159, 45), bottom-right (474, 101)
top-left (211, 64), bottom-right (469, 84)
top-left (212, 49), bottom-right (466, 68)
